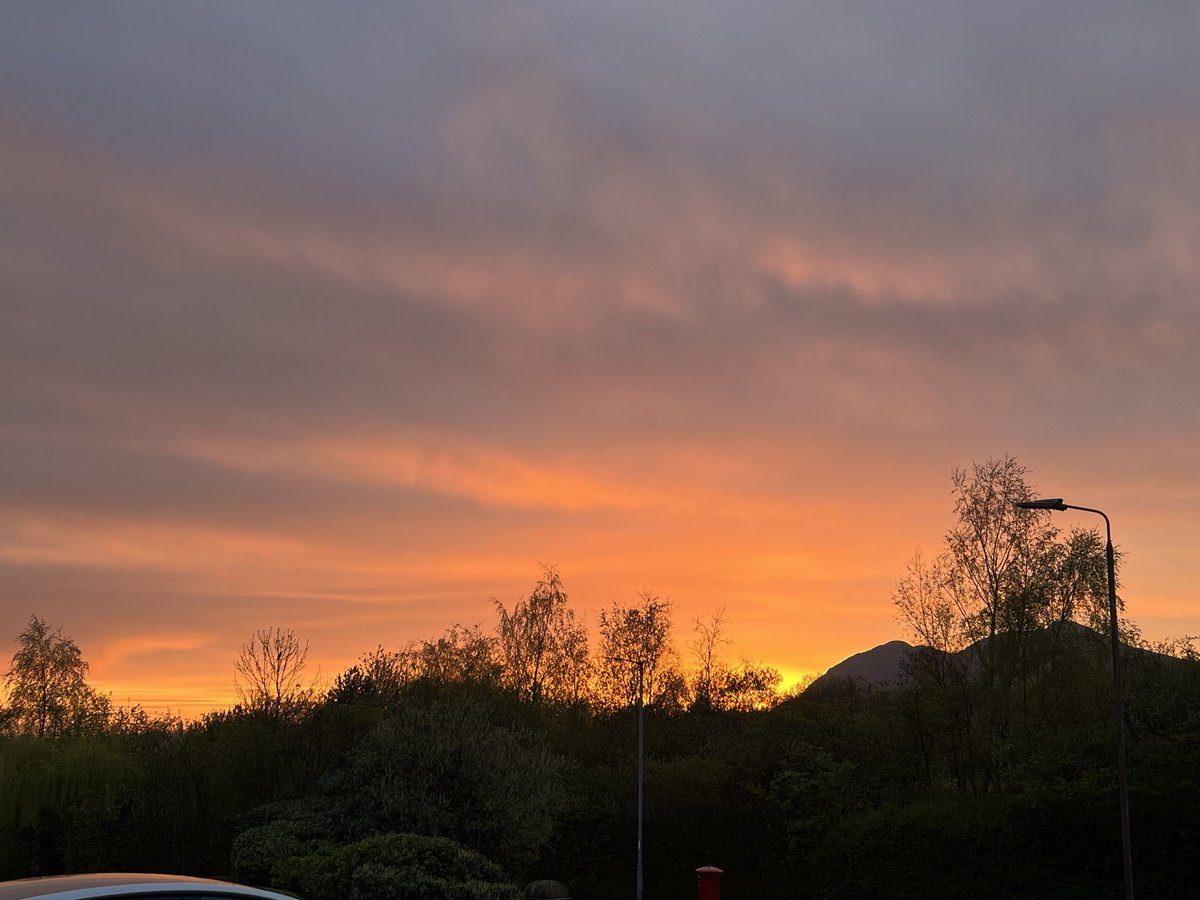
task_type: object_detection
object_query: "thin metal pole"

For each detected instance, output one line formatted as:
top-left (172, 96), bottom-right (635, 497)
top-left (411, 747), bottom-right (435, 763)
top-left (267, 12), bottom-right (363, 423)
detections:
top-left (608, 654), bottom-right (647, 900)
top-left (636, 659), bottom-right (644, 900)
top-left (1106, 531), bottom-right (1134, 900)
top-left (1067, 505), bottom-right (1133, 899)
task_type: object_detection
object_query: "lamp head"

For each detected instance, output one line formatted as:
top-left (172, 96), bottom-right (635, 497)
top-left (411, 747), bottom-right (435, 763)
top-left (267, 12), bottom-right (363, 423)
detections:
top-left (1015, 498), bottom-right (1068, 511)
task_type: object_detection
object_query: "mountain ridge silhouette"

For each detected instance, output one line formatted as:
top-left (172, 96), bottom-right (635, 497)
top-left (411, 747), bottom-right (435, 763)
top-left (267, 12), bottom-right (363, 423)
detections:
top-left (804, 621), bottom-right (1183, 695)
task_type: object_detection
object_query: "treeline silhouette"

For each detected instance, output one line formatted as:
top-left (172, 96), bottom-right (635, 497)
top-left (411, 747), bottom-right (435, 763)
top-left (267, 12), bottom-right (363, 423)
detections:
top-left (2, 459), bottom-right (1199, 898)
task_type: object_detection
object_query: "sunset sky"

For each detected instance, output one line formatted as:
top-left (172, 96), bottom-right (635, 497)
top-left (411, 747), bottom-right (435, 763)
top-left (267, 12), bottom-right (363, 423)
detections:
top-left (3, 3), bottom-right (1199, 715)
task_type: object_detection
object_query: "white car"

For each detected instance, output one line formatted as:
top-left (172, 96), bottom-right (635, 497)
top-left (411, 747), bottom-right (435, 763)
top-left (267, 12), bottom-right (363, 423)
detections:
top-left (0, 874), bottom-right (299, 900)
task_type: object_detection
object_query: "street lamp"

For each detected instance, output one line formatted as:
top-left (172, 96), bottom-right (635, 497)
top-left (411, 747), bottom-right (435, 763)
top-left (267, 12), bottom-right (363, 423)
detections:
top-left (1015, 498), bottom-right (1133, 899)
top-left (610, 656), bottom-right (645, 900)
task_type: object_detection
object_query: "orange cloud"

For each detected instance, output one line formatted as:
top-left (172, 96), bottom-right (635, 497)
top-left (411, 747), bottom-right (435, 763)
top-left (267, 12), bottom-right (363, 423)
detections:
top-left (89, 630), bottom-right (217, 671)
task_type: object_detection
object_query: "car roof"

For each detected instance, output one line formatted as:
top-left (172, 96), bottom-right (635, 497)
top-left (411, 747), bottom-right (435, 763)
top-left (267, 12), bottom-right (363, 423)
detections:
top-left (0, 874), bottom-right (295, 900)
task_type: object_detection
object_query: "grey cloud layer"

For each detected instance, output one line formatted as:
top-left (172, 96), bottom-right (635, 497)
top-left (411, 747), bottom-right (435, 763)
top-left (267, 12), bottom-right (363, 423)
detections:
top-left (3, 3), bottom-right (1199, 599)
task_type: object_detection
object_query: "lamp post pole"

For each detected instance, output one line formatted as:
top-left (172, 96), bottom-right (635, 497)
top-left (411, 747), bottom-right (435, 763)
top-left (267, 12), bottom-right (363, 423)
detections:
top-left (1016, 498), bottom-right (1133, 899)
top-left (611, 656), bottom-right (645, 900)
top-left (636, 658), bottom-right (644, 900)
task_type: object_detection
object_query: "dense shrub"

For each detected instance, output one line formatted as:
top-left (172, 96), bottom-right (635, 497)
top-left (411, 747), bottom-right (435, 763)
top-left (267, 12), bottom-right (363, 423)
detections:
top-left (236, 831), bottom-right (519, 900)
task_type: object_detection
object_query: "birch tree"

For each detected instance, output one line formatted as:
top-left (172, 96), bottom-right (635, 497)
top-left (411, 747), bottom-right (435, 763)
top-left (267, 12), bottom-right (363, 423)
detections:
top-left (494, 565), bottom-right (589, 705)
top-left (4, 615), bottom-right (107, 736)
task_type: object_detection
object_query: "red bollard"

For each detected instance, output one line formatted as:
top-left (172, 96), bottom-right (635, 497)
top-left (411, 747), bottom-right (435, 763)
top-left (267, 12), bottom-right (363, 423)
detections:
top-left (696, 865), bottom-right (723, 900)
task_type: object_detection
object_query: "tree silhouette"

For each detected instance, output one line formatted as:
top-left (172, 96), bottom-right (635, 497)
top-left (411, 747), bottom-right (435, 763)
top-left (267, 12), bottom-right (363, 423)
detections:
top-left (494, 565), bottom-right (588, 705)
top-left (689, 608), bottom-right (730, 712)
top-left (892, 456), bottom-right (1119, 791)
top-left (3, 615), bottom-right (106, 737)
top-left (596, 592), bottom-right (682, 709)
top-left (234, 627), bottom-right (312, 719)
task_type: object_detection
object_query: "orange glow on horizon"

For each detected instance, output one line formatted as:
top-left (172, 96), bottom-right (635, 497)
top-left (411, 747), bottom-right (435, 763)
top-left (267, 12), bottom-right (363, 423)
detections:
top-left (7, 451), bottom-right (1196, 720)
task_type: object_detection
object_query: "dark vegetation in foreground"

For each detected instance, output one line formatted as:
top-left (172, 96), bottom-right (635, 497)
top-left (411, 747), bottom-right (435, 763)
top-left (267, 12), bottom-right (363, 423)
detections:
top-left (2, 458), bottom-right (1199, 898)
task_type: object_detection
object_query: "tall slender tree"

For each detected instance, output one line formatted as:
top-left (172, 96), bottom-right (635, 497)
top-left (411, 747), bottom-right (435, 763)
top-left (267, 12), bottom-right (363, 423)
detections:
top-left (897, 455), bottom-right (1116, 652)
top-left (4, 615), bottom-right (106, 736)
top-left (689, 608), bottom-right (730, 712)
top-left (494, 565), bottom-right (589, 705)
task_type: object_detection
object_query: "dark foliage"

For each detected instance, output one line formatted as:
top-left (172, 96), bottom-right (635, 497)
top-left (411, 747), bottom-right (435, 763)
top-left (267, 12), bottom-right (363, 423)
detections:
top-left (5, 530), bottom-right (1200, 898)
top-left (2, 638), bottom-right (1200, 896)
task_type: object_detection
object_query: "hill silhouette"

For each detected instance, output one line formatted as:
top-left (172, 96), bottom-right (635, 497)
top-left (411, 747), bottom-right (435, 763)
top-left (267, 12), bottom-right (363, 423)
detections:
top-left (805, 622), bottom-right (1185, 694)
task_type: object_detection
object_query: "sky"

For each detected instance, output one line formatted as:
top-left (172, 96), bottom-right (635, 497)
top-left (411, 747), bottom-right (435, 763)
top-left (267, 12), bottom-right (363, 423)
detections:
top-left (3, 2), bottom-right (1199, 716)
